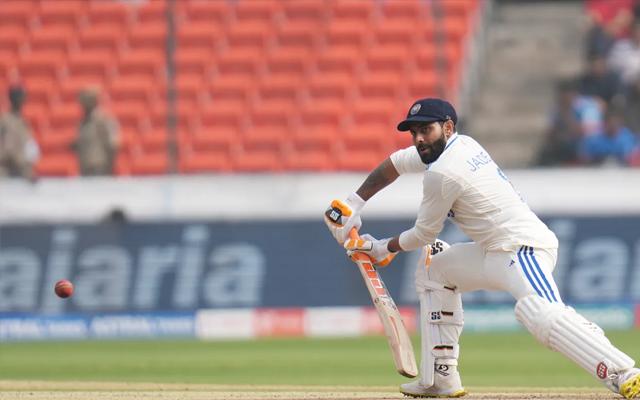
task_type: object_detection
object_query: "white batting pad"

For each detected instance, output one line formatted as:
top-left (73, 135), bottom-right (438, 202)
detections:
top-left (418, 279), bottom-right (464, 388)
top-left (516, 295), bottom-right (634, 385)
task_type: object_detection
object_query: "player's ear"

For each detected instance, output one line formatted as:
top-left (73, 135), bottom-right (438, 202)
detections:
top-left (444, 120), bottom-right (454, 136)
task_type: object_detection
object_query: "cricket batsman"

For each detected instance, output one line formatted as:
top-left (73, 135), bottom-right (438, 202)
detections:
top-left (323, 98), bottom-right (640, 398)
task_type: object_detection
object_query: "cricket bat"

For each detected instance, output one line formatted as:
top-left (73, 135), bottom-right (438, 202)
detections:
top-left (348, 228), bottom-right (418, 378)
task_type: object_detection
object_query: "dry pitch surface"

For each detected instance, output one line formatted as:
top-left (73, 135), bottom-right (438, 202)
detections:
top-left (0, 381), bottom-right (620, 400)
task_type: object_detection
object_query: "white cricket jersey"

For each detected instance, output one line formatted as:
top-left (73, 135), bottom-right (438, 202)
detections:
top-left (390, 133), bottom-right (558, 252)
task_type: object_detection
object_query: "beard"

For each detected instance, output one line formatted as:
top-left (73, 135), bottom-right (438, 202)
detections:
top-left (416, 133), bottom-right (447, 164)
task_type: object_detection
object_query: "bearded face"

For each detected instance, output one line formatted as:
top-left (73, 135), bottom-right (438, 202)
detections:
top-left (410, 122), bottom-right (450, 164)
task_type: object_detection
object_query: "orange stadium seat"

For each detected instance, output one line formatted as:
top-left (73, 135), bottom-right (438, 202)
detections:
top-left (365, 47), bottom-right (410, 75)
top-left (200, 102), bottom-right (243, 124)
top-left (373, 23), bottom-right (414, 48)
top-left (216, 49), bottom-right (263, 79)
top-left (266, 49), bottom-right (311, 77)
top-left (48, 105), bottom-right (81, 133)
top-left (275, 22), bottom-right (320, 51)
top-left (29, 26), bottom-right (75, 55)
top-left (38, 0), bottom-right (85, 29)
top-left (78, 26), bottom-right (124, 55)
top-left (257, 77), bottom-right (300, 106)
top-left (246, 103), bottom-right (291, 151)
top-left (300, 100), bottom-right (343, 129)
top-left (234, 0), bottom-right (280, 23)
top-left (233, 149), bottom-right (282, 172)
top-left (87, 1), bottom-right (131, 30)
top-left (295, 101), bottom-right (343, 153)
top-left (117, 50), bottom-right (164, 80)
top-left (209, 77), bottom-right (253, 106)
top-left (343, 124), bottom-right (393, 153)
top-left (351, 100), bottom-right (395, 126)
top-left (284, 149), bottom-right (332, 171)
top-left (443, 17), bottom-right (470, 43)
top-left (109, 78), bottom-right (154, 109)
top-left (139, 130), bottom-right (168, 153)
top-left (406, 74), bottom-right (440, 100)
top-left (307, 72), bottom-right (353, 102)
top-left (114, 152), bottom-right (131, 176)
top-left (111, 102), bottom-right (147, 132)
top-left (128, 24), bottom-right (167, 51)
top-left (226, 21), bottom-right (273, 50)
top-left (36, 152), bottom-right (78, 177)
top-left (283, 0), bottom-right (327, 22)
top-left (338, 149), bottom-right (381, 171)
top-left (357, 73), bottom-right (402, 100)
top-left (67, 51), bottom-right (115, 85)
top-left (330, 0), bottom-right (374, 22)
top-left (191, 129), bottom-right (236, 153)
top-left (38, 128), bottom-right (76, 153)
top-left (316, 48), bottom-right (362, 75)
top-left (381, 0), bottom-right (430, 22)
top-left (325, 23), bottom-right (369, 50)
top-left (129, 151), bottom-right (169, 175)
top-left (23, 78), bottom-right (56, 109)
top-left (175, 75), bottom-right (204, 109)
top-left (0, 26), bottom-right (27, 56)
top-left (176, 47), bottom-right (213, 78)
top-left (135, 0), bottom-right (167, 24)
top-left (0, 1), bottom-right (36, 30)
top-left (179, 150), bottom-right (232, 173)
top-left (18, 52), bottom-right (65, 82)
top-left (177, 23), bottom-right (221, 55)
top-left (442, 0), bottom-right (477, 20)
top-left (185, 0), bottom-right (231, 25)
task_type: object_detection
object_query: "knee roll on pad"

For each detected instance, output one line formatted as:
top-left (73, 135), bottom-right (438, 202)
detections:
top-left (515, 295), bottom-right (634, 381)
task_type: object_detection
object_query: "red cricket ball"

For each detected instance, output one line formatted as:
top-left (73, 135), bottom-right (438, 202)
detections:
top-left (54, 279), bottom-right (74, 298)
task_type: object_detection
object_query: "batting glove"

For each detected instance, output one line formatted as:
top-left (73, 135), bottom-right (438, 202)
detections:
top-left (324, 192), bottom-right (365, 244)
top-left (344, 234), bottom-right (397, 267)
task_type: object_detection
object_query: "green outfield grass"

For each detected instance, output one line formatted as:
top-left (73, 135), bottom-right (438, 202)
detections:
top-left (0, 330), bottom-right (637, 387)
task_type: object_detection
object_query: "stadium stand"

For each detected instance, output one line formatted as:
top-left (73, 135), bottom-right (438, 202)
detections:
top-left (0, 0), bottom-right (482, 176)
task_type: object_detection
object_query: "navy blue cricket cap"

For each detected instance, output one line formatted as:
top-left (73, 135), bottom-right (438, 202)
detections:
top-left (397, 98), bottom-right (457, 131)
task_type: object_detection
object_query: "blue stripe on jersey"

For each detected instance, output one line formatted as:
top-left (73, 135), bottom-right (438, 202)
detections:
top-left (517, 246), bottom-right (544, 299)
top-left (528, 247), bottom-right (558, 302)
top-left (522, 246), bottom-right (553, 302)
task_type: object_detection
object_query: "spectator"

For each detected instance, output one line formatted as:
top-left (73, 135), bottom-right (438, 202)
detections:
top-left (585, 0), bottom-right (635, 58)
top-left (579, 54), bottom-right (623, 104)
top-left (537, 80), bottom-right (584, 165)
top-left (579, 109), bottom-right (638, 165)
top-left (0, 85), bottom-right (40, 179)
top-left (72, 87), bottom-right (119, 176)
top-left (607, 21), bottom-right (640, 85)
top-left (622, 75), bottom-right (640, 134)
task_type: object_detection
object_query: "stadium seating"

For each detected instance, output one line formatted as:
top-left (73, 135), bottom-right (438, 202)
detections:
top-left (0, 0), bottom-right (481, 176)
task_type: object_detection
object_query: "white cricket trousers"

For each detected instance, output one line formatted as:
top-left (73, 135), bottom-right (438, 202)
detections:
top-left (420, 242), bottom-right (562, 303)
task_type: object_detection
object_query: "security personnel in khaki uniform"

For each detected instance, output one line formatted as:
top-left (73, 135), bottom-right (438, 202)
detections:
top-left (0, 85), bottom-right (39, 179)
top-left (73, 87), bottom-right (119, 176)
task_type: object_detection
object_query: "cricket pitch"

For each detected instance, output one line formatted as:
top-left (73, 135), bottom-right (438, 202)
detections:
top-left (0, 381), bottom-right (620, 400)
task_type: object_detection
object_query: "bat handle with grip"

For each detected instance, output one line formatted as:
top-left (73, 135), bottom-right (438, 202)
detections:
top-left (348, 227), bottom-right (360, 241)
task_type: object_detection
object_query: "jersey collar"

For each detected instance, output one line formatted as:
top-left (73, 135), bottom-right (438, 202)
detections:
top-left (426, 132), bottom-right (459, 170)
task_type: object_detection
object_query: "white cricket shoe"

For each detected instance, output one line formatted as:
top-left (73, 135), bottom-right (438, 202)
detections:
top-left (400, 364), bottom-right (467, 398)
top-left (619, 368), bottom-right (640, 399)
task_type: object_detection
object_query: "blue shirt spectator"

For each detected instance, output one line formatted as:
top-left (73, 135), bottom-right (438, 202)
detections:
top-left (573, 95), bottom-right (604, 136)
top-left (580, 111), bottom-right (638, 165)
